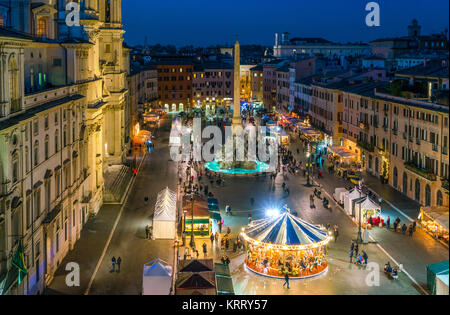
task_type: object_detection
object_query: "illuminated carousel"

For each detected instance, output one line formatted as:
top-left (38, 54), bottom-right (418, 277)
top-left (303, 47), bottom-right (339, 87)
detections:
top-left (241, 210), bottom-right (332, 279)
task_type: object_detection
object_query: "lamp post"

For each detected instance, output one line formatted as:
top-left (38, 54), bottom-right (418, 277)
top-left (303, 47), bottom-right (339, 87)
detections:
top-left (306, 151), bottom-right (313, 187)
top-left (357, 180), bottom-right (364, 244)
top-left (189, 194), bottom-right (195, 248)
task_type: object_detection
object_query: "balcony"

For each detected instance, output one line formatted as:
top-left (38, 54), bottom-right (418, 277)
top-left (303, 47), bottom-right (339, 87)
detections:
top-left (357, 141), bottom-right (375, 153)
top-left (393, 128), bottom-right (398, 136)
top-left (432, 143), bottom-right (438, 152)
top-left (404, 161), bottom-right (437, 181)
top-left (443, 147), bottom-right (448, 155)
top-left (416, 138), bottom-right (421, 145)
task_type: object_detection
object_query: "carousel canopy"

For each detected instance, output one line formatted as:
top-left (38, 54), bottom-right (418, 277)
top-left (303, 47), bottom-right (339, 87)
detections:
top-left (243, 211), bottom-right (328, 247)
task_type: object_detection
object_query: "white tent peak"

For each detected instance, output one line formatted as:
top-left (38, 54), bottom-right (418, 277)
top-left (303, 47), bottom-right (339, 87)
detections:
top-left (143, 258), bottom-right (172, 277)
top-left (359, 197), bottom-right (381, 211)
top-left (154, 187), bottom-right (177, 222)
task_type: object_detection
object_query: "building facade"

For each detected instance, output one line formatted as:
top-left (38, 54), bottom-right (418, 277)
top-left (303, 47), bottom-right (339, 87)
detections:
top-left (156, 61), bottom-right (193, 112)
top-left (0, 0), bottom-right (128, 295)
top-left (192, 62), bottom-right (233, 110)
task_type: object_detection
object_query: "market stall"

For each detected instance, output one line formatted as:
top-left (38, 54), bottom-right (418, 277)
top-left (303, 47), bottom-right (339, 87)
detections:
top-left (183, 195), bottom-right (211, 237)
top-left (427, 260), bottom-right (449, 295)
top-left (418, 206), bottom-right (449, 246)
top-left (333, 187), bottom-right (348, 205)
top-left (142, 259), bottom-right (172, 295)
top-left (354, 197), bottom-right (382, 227)
top-left (241, 210), bottom-right (331, 279)
top-left (328, 145), bottom-right (360, 171)
top-left (153, 187), bottom-right (177, 240)
top-left (344, 188), bottom-right (366, 217)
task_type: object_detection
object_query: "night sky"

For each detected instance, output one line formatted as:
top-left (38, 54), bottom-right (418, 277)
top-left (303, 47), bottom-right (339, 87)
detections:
top-left (122, 0), bottom-right (449, 47)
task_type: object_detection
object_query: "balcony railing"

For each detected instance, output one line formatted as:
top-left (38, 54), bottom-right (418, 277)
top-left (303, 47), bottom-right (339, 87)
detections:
top-left (443, 147), bottom-right (448, 155)
top-left (416, 138), bottom-right (421, 145)
top-left (432, 143), bottom-right (438, 152)
top-left (357, 141), bottom-right (375, 153)
top-left (404, 161), bottom-right (437, 181)
top-left (393, 128), bottom-right (398, 135)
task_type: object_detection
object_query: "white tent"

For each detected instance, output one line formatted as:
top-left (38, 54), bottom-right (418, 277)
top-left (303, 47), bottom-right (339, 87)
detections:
top-left (344, 189), bottom-right (366, 216)
top-left (354, 197), bottom-right (381, 222)
top-left (142, 259), bottom-right (173, 295)
top-left (153, 187), bottom-right (177, 240)
top-left (333, 188), bottom-right (348, 205)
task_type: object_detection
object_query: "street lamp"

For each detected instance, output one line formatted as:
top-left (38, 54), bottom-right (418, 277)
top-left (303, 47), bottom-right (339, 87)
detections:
top-left (357, 180), bottom-right (364, 244)
top-left (189, 194), bottom-right (195, 248)
top-left (306, 152), bottom-right (313, 187)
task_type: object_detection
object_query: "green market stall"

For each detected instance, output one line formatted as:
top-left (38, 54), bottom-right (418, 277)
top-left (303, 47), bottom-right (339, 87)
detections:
top-left (183, 195), bottom-right (211, 237)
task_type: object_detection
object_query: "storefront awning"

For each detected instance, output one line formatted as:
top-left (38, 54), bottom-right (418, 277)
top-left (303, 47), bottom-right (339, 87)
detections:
top-left (421, 206), bottom-right (449, 231)
top-left (329, 145), bottom-right (358, 159)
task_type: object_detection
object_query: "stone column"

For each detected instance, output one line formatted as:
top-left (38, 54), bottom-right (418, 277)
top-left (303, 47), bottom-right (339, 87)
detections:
top-left (232, 40), bottom-right (242, 134)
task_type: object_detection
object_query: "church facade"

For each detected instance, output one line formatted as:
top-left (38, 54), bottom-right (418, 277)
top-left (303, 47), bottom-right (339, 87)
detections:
top-left (0, 0), bottom-right (129, 295)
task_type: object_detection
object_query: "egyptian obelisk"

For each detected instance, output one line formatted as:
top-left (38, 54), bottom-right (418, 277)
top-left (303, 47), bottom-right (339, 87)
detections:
top-left (231, 39), bottom-right (243, 135)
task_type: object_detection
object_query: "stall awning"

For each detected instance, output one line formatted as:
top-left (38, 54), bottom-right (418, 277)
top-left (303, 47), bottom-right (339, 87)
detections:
top-left (329, 145), bottom-right (358, 159)
top-left (185, 218), bottom-right (210, 224)
top-left (421, 206), bottom-right (449, 231)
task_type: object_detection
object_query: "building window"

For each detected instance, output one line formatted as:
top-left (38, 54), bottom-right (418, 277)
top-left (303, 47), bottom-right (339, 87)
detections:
top-left (34, 189), bottom-right (41, 219)
top-left (12, 155), bottom-right (19, 183)
top-left (63, 126), bottom-right (67, 147)
top-left (55, 130), bottom-right (59, 153)
top-left (36, 17), bottom-right (49, 37)
top-left (9, 57), bottom-right (20, 112)
top-left (55, 170), bottom-right (60, 197)
top-left (437, 190), bottom-right (443, 206)
top-left (34, 141), bottom-right (39, 166)
top-left (45, 135), bottom-right (49, 160)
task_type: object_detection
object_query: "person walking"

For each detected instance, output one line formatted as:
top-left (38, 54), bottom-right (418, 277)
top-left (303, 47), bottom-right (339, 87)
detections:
top-left (362, 251), bottom-right (368, 265)
top-left (386, 216), bottom-right (391, 230)
top-left (283, 272), bottom-right (290, 289)
top-left (116, 257), bottom-right (122, 273)
top-left (334, 225), bottom-right (339, 242)
top-left (354, 243), bottom-right (359, 257)
top-left (111, 256), bottom-right (116, 272)
top-left (145, 225), bottom-right (149, 239)
top-left (408, 224), bottom-right (414, 237)
top-left (210, 233), bottom-right (215, 243)
top-left (202, 242), bottom-right (207, 257)
top-left (349, 250), bottom-right (354, 263)
top-left (402, 223), bottom-right (407, 235)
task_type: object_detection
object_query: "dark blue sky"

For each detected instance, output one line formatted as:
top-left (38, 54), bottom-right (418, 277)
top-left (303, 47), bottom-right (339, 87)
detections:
top-left (122, 0), bottom-right (449, 47)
